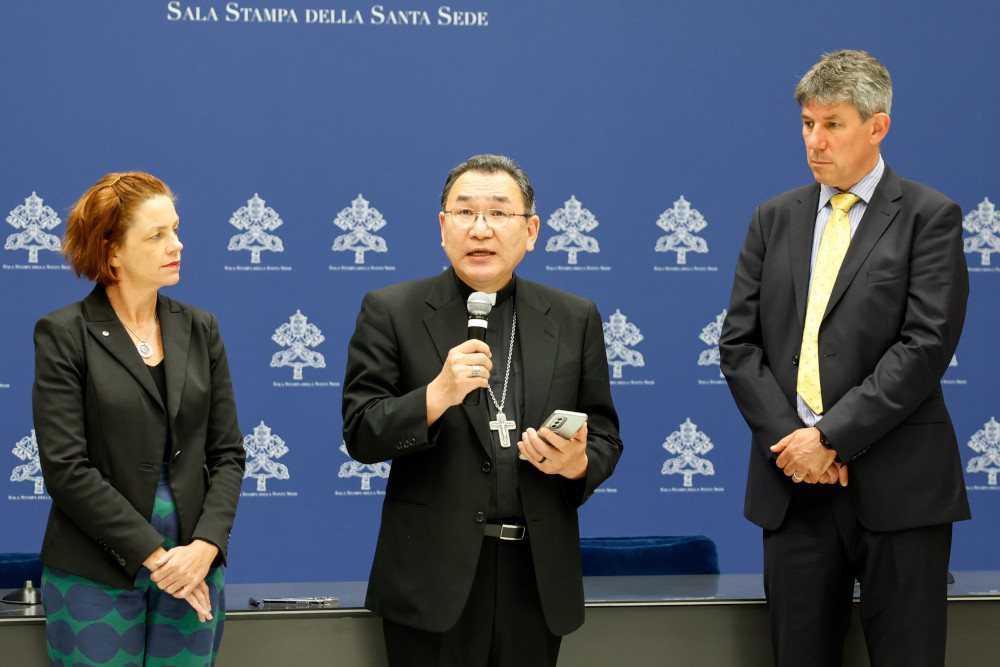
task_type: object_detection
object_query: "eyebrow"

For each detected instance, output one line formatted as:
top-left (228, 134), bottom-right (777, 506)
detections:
top-left (146, 218), bottom-right (180, 231)
top-left (802, 112), bottom-right (845, 122)
top-left (454, 193), bottom-right (512, 204)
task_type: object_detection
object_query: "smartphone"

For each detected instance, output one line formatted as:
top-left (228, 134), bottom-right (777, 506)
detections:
top-left (518, 410), bottom-right (589, 461)
top-left (541, 409), bottom-right (588, 438)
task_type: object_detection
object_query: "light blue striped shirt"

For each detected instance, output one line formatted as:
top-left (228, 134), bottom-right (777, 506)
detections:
top-left (797, 156), bottom-right (886, 427)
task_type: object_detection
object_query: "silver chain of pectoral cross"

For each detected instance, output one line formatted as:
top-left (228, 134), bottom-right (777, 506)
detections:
top-left (487, 307), bottom-right (517, 449)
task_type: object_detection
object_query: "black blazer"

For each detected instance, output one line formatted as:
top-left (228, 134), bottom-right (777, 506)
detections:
top-left (720, 166), bottom-right (970, 532)
top-left (33, 285), bottom-right (245, 589)
top-left (342, 269), bottom-right (622, 636)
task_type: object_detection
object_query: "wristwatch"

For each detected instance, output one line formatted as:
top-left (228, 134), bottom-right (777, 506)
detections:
top-left (817, 428), bottom-right (833, 449)
top-left (817, 428), bottom-right (841, 463)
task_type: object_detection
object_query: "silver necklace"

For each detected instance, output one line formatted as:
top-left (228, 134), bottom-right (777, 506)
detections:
top-left (487, 307), bottom-right (517, 448)
top-left (115, 311), bottom-right (157, 359)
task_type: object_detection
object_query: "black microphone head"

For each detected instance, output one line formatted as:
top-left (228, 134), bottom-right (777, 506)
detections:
top-left (467, 292), bottom-right (492, 318)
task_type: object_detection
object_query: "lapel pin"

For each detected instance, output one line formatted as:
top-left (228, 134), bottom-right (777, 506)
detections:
top-left (102, 330), bottom-right (110, 336)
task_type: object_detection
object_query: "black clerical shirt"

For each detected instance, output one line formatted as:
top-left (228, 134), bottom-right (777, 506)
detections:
top-left (455, 274), bottom-right (525, 521)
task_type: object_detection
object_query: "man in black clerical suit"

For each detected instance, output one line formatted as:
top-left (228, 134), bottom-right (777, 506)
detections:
top-left (342, 154), bottom-right (622, 666)
top-left (720, 51), bottom-right (969, 666)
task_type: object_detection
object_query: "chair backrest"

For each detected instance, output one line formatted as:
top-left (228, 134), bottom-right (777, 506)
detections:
top-left (0, 552), bottom-right (43, 589)
top-left (580, 535), bottom-right (719, 576)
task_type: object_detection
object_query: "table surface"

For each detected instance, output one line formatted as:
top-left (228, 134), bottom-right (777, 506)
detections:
top-left (5, 571), bottom-right (1000, 621)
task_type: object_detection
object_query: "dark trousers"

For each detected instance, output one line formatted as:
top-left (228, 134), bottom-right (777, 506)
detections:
top-left (763, 483), bottom-right (952, 667)
top-left (382, 534), bottom-right (561, 667)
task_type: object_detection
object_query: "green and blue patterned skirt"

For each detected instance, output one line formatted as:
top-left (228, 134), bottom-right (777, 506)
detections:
top-left (42, 469), bottom-right (226, 666)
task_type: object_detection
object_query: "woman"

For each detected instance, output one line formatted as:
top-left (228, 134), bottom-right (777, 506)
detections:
top-left (32, 172), bottom-right (245, 666)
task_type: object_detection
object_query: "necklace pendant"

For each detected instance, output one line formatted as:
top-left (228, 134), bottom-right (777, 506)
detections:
top-left (485, 307), bottom-right (518, 449)
top-left (114, 310), bottom-right (157, 360)
top-left (489, 411), bottom-right (516, 449)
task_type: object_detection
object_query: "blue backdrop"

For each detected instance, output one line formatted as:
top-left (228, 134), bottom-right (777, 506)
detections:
top-left (2, 0), bottom-right (998, 584)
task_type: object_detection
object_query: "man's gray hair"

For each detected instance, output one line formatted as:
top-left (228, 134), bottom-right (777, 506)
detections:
top-left (441, 154), bottom-right (536, 216)
top-left (795, 50), bottom-right (892, 120)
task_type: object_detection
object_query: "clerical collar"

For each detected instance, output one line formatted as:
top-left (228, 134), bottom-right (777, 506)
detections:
top-left (453, 271), bottom-right (517, 307)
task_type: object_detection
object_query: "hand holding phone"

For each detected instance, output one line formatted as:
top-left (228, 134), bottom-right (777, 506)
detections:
top-left (519, 410), bottom-right (588, 461)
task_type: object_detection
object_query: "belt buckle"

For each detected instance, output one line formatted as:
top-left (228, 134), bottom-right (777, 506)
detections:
top-left (499, 524), bottom-right (525, 541)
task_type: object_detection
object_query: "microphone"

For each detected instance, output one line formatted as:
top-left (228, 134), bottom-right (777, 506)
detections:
top-left (463, 291), bottom-right (492, 405)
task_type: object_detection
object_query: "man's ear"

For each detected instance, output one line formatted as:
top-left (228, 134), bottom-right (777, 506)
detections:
top-left (524, 215), bottom-right (540, 252)
top-left (870, 112), bottom-right (891, 146)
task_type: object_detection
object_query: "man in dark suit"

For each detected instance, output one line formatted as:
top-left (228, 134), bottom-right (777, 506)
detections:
top-left (719, 50), bottom-right (969, 666)
top-left (343, 154), bottom-right (622, 666)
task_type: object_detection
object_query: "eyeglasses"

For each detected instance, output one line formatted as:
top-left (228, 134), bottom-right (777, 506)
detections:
top-left (444, 208), bottom-right (531, 229)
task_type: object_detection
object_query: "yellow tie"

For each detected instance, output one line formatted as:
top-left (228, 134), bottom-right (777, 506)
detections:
top-left (797, 192), bottom-right (860, 414)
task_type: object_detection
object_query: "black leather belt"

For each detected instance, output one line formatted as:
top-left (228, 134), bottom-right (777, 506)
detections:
top-left (483, 523), bottom-right (525, 541)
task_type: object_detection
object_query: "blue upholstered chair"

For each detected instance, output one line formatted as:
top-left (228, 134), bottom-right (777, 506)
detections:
top-left (0, 552), bottom-right (43, 589)
top-left (580, 535), bottom-right (719, 576)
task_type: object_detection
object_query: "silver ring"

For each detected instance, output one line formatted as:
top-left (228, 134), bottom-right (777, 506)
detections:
top-left (792, 472), bottom-right (803, 481)
top-left (470, 365), bottom-right (481, 378)
top-left (538, 457), bottom-right (547, 464)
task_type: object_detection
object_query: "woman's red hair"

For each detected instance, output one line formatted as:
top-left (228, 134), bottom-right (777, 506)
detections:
top-left (63, 172), bottom-right (174, 285)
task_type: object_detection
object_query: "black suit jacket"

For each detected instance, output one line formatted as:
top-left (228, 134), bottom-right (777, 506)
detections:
top-left (342, 269), bottom-right (622, 636)
top-left (33, 284), bottom-right (245, 589)
top-left (719, 166), bottom-right (970, 532)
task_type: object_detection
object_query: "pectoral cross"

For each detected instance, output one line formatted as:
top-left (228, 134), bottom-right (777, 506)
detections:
top-left (489, 411), bottom-right (516, 448)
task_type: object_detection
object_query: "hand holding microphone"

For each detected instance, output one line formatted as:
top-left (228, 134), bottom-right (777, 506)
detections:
top-left (463, 292), bottom-right (492, 405)
top-left (425, 292), bottom-right (493, 424)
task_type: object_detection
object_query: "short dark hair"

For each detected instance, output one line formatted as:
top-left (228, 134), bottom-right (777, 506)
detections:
top-left (795, 50), bottom-right (892, 121)
top-left (63, 172), bottom-right (174, 285)
top-left (440, 154), bottom-right (535, 215)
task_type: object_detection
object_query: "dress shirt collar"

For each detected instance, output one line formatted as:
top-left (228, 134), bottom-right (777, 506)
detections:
top-left (817, 155), bottom-right (885, 211)
top-left (453, 270), bottom-right (517, 308)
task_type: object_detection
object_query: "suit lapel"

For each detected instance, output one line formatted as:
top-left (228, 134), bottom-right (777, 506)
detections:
top-left (422, 271), bottom-right (467, 369)
top-left (514, 281), bottom-right (559, 433)
top-left (790, 186), bottom-right (821, 325)
top-left (825, 168), bottom-right (901, 316)
top-left (83, 285), bottom-right (163, 409)
top-left (159, 295), bottom-right (191, 423)
top-left (421, 272), bottom-right (494, 452)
